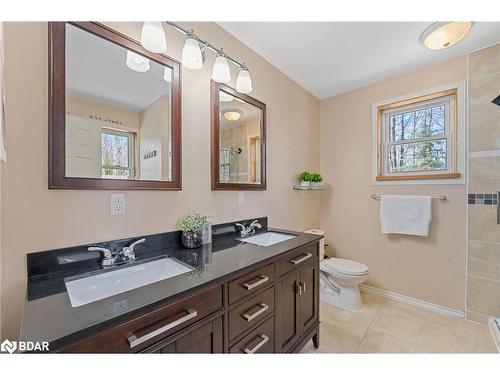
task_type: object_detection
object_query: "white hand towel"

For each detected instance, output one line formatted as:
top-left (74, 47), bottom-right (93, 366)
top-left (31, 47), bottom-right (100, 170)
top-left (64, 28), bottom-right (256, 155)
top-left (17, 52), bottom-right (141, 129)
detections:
top-left (379, 195), bottom-right (432, 236)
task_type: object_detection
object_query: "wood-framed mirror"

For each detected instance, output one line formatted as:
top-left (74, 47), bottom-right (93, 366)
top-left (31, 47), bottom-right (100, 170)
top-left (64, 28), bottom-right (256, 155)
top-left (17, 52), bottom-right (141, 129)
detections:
top-left (211, 81), bottom-right (266, 191)
top-left (48, 22), bottom-right (182, 190)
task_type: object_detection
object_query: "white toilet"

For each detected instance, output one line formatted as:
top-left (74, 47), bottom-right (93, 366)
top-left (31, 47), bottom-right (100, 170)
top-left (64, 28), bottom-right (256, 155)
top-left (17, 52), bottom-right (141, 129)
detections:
top-left (305, 229), bottom-right (369, 311)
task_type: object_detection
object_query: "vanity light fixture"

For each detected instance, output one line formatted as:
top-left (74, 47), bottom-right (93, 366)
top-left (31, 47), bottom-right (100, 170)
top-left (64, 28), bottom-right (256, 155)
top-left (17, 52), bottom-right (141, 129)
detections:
top-left (236, 64), bottom-right (253, 94)
top-left (125, 50), bottom-right (150, 72)
top-left (140, 22), bottom-right (167, 53)
top-left (212, 50), bottom-right (231, 83)
top-left (223, 109), bottom-right (242, 122)
top-left (181, 32), bottom-right (204, 70)
top-left (420, 22), bottom-right (473, 50)
top-left (165, 22), bottom-right (253, 93)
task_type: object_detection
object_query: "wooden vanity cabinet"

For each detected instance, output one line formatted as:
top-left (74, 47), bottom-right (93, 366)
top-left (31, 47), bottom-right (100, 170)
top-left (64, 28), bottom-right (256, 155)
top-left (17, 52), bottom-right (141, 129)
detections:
top-left (276, 245), bottom-right (319, 353)
top-left (58, 240), bottom-right (320, 354)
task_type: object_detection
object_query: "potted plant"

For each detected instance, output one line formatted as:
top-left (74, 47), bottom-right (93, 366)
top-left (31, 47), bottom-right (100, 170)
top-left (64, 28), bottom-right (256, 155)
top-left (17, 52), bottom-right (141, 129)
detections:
top-left (310, 172), bottom-right (324, 188)
top-left (298, 171), bottom-right (312, 188)
top-left (177, 213), bottom-right (208, 249)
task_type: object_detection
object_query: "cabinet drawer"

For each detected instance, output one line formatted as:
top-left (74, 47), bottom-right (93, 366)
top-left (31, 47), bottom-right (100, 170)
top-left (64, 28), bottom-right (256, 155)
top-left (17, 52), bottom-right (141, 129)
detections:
top-left (276, 243), bottom-right (318, 277)
top-left (62, 285), bottom-right (223, 353)
top-left (228, 286), bottom-right (275, 342)
top-left (229, 316), bottom-right (274, 354)
top-left (228, 263), bottom-right (275, 304)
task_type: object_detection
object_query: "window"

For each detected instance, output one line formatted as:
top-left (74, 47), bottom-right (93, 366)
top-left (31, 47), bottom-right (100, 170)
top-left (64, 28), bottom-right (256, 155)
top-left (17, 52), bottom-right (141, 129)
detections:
top-left (376, 88), bottom-right (460, 181)
top-left (101, 129), bottom-right (135, 179)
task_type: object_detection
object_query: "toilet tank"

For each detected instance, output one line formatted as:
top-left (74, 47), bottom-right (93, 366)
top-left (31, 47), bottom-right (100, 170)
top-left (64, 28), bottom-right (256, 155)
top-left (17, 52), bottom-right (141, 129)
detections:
top-left (304, 229), bottom-right (325, 259)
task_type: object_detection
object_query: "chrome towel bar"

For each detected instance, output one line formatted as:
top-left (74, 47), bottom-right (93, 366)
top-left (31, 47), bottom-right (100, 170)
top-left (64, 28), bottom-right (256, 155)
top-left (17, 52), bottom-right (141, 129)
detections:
top-left (370, 194), bottom-right (447, 201)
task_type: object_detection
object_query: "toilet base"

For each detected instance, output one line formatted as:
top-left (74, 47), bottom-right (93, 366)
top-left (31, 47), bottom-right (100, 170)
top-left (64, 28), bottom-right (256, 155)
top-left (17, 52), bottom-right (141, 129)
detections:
top-left (320, 274), bottom-right (364, 311)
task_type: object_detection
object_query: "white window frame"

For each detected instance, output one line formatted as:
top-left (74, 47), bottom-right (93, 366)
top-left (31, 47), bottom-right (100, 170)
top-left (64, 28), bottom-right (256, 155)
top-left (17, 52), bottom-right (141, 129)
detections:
top-left (100, 128), bottom-right (136, 179)
top-left (371, 82), bottom-right (466, 185)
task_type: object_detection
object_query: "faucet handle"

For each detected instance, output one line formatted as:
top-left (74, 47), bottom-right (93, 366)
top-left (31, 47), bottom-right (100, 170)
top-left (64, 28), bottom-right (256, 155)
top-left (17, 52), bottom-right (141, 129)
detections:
top-left (127, 238), bottom-right (146, 251)
top-left (250, 220), bottom-right (262, 228)
top-left (122, 238), bottom-right (145, 262)
top-left (88, 246), bottom-right (113, 260)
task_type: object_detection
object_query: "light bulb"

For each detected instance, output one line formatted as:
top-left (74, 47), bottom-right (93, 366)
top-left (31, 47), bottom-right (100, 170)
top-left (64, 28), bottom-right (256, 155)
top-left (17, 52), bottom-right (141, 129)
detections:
top-left (182, 36), bottom-right (203, 70)
top-left (219, 91), bottom-right (234, 103)
top-left (212, 51), bottom-right (231, 83)
top-left (236, 67), bottom-right (253, 94)
top-left (126, 51), bottom-right (150, 72)
top-left (163, 67), bottom-right (172, 83)
top-left (140, 22), bottom-right (167, 53)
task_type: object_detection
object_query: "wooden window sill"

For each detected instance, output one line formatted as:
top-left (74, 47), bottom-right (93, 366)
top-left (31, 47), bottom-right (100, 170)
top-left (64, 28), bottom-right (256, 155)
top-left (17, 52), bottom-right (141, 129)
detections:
top-left (376, 173), bottom-right (461, 181)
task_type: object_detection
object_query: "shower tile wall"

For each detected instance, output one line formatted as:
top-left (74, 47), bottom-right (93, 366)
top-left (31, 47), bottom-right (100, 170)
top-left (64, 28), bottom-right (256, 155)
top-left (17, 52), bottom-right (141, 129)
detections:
top-left (467, 43), bottom-right (500, 324)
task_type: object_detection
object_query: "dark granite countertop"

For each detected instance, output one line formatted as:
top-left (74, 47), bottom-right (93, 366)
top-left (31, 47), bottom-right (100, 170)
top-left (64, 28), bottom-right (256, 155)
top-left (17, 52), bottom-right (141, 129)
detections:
top-left (20, 221), bottom-right (322, 350)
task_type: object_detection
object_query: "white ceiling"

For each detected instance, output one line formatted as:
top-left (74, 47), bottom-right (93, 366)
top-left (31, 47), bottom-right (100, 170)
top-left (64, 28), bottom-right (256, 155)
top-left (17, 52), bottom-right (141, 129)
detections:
top-left (218, 22), bottom-right (500, 99)
top-left (66, 24), bottom-right (171, 112)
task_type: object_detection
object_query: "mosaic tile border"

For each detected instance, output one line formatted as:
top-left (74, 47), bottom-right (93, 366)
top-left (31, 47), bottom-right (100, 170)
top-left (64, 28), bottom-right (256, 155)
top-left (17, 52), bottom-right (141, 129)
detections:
top-left (468, 193), bottom-right (498, 205)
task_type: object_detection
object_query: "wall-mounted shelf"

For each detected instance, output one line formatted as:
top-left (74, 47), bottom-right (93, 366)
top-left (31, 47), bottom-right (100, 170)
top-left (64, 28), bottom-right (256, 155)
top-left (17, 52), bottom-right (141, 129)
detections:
top-left (293, 186), bottom-right (326, 191)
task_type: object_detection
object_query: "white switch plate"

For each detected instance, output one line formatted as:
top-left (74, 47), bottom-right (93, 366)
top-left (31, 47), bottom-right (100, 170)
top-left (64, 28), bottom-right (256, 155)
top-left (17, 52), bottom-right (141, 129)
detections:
top-left (111, 193), bottom-right (126, 215)
top-left (238, 192), bottom-right (245, 205)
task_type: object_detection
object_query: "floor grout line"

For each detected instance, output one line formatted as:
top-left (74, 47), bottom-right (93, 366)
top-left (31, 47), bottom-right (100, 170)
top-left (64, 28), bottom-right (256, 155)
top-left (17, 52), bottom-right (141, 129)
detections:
top-left (355, 296), bottom-right (383, 352)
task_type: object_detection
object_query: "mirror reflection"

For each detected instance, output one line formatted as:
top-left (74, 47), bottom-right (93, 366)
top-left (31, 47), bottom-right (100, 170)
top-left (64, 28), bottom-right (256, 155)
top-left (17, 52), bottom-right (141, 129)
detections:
top-left (65, 24), bottom-right (173, 181)
top-left (218, 90), bottom-right (262, 184)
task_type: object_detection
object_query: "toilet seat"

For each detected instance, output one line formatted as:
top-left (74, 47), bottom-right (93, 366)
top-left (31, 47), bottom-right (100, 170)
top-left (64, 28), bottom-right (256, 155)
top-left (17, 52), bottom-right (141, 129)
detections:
top-left (321, 258), bottom-right (369, 276)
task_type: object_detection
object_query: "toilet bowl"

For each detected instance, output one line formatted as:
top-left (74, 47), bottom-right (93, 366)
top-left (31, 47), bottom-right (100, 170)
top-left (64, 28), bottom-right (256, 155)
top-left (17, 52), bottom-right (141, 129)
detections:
top-left (320, 258), bottom-right (369, 311)
top-left (304, 229), bottom-right (369, 311)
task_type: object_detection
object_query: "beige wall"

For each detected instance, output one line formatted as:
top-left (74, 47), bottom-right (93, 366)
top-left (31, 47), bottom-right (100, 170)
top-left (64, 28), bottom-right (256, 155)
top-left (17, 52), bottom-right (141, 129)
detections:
top-left (466, 43), bottom-right (500, 324)
top-left (67, 95), bottom-right (140, 128)
top-left (320, 56), bottom-right (468, 311)
top-left (139, 95), bottom-right (170, 180)
top-left (0, 22), bottom-right (320, 339)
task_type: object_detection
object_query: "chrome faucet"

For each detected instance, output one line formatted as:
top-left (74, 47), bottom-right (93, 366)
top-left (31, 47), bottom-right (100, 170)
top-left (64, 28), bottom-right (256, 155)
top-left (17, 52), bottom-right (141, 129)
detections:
top-left (235, 220), bottom-right (262, 237)
top-left (88, 238), bottom-right (146, 267)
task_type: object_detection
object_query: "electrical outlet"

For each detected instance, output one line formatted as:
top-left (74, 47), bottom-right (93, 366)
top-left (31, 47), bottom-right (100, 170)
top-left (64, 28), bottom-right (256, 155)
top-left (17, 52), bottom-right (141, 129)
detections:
top-left (238, 191), bottom-right (245, 205)
top-left (111, 193), bottom-right (126, 215)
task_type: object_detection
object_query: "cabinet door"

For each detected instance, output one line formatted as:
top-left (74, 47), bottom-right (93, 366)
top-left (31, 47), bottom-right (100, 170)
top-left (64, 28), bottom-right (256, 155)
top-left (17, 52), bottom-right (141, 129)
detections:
top-left (156, 317), bottom-right (223, 353)
top-left (298, 260), bottom-right (319, 334)
top-left (276, 270), bottom-right (300, 352)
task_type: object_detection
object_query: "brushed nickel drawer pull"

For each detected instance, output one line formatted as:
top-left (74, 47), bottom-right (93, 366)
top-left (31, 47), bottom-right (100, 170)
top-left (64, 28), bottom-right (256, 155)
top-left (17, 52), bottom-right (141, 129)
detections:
top-left (298, 281), bottom-right (306, 294)
top-left (242, 303), bottom-right (269, 322)
top-left (243, 275), bottom-right (269, 290)
top-left (243, 334), bottom-right (269, 354)
top-left (127, 308), bottom-right (198, 348)
top-left (288, 252), bottom-right (312, 265)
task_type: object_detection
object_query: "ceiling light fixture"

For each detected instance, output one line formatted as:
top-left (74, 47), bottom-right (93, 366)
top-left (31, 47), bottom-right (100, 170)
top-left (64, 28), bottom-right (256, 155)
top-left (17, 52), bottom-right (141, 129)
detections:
top-left (420, 22), bottom-right (473, 50)
top-left (182, 32), bottom-right (204, 70)
top-left (236, 64), bottom-right (253, 94)
top-left (126, 51), bottom-right (150, 72)
top-left (140, 22), bottom-right (167, 53)
top-left (212, 49), bottom-right (231, 83)
top-left (223, 109), bottom-right (243, 122)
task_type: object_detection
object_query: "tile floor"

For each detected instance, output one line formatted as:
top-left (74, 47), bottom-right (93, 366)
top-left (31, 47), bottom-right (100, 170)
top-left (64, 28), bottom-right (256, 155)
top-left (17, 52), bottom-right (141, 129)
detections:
top-left (301, 292), bottom-right (498, 353)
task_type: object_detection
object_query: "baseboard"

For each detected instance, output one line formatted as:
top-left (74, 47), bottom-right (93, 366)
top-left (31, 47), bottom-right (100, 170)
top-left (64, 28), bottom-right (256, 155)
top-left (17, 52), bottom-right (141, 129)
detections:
top-left (488, 317), bottom-right (500, 353)
top-left (359, 284), bottom-right (465, 319)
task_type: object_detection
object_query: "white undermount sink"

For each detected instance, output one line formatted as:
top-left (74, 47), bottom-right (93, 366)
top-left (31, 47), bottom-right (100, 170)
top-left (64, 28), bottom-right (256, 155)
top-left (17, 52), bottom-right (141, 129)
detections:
top-left (65, 257), bottom-right (193, 307)
top-left (238, 232), bottom-right (296, 247)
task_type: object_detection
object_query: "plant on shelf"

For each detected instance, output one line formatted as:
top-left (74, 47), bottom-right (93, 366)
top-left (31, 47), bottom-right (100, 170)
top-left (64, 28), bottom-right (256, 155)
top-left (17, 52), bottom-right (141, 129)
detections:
top-left (298, 171), bottom-right (313, 187)
top-left (177, 213), bottom-right (208, 249)
top-left (310, 172), bottom-right (324, 188)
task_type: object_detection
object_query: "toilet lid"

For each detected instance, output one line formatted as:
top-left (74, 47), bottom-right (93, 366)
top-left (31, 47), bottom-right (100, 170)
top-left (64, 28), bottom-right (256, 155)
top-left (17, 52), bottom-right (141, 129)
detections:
top-left (322, 258), bottom-right (369, 275)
